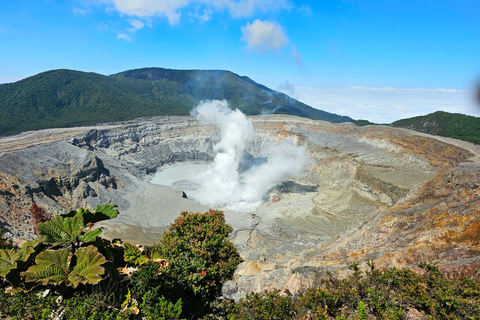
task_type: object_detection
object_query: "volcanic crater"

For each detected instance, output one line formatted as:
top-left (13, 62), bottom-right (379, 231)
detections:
top-left (1, 114), bottom-right (480, 298)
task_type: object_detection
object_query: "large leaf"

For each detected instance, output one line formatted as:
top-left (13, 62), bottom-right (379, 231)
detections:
top-left (22, 249), bottom-right (70, 286)
top-left (36, 212), bottom-right (84, 244)
top-left (0, 249), bottom-right (23, 278)
top-left (0, 237), bottom-right (46, 287)
top-left (91, 204), bottom-right (118, 221)
top-left (68, 245), bottom-right (106, 288)
top-left (0, 237), bottom-right (43, 278)
top-left (79, 228), bottom-right (103, 243)
top-left (64, 204), bottom-right (119, 224)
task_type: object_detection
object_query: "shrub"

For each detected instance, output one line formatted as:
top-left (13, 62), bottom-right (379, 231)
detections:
top-left (233, 290), bottom-right (296, 320)
top-left (157, 209), bottom-right (241, 317)
top-left (140, 290), bottom-right (182, 320)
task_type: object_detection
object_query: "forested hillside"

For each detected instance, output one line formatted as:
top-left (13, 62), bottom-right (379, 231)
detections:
top-left (0, 68), bottom-right (354, 136)
top-left (391, 111), bottom-right (480, 144)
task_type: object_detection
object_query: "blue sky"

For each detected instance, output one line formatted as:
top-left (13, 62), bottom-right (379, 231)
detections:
top-left (1, 0), bottom-right (479, 123)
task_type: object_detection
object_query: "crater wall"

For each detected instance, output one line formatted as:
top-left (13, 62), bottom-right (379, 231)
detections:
top-left (1, 115), bottom-right (479, 298)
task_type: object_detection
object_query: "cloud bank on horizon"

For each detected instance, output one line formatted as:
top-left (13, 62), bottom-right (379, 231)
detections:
top-left (287, 85), bottom-right (479, 124)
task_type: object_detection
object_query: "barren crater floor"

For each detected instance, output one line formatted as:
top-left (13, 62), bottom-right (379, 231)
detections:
top-left (1, 115), bottom-right (479, 298)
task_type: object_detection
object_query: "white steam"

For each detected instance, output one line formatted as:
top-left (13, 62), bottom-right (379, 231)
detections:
top-left (189, 100), bottom-right (307, 211)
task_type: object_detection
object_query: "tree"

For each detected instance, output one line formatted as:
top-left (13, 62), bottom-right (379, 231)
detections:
top-left (157, 210), bottom-right (241, 317)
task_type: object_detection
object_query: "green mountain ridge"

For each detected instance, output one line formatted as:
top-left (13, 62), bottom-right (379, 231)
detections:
top-left (0, 67), bottom-right (354, 136)
top-left (390, 111), bottom-right (480, 144)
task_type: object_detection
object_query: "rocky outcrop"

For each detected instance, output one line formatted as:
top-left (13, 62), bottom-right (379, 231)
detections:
top-left (1, 115), bottom-right (479, 298)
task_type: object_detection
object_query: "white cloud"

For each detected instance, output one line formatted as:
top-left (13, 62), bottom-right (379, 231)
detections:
top-left (117, 33), bottom-right (132, 41)
top-left (128, 19), bottom-right (145, 31)
top-left (217, 0), bottom-right (291, 18)
top-left (295, 86), bottom-right (479, 123)
top-left (98, 0), bottom-right (290, 24)
top-left (350, 86), bottom-right (469, 93)
top-left (105, 0), bottom-right (189, 25)
top-left (73, 7), bottom-right (90, 14)
top-left (188, 8), bottom-right (212, 22)
top-left (241, 19), bottom-right (289, 55)
top-left (298, 3), bottom-right (312, 15)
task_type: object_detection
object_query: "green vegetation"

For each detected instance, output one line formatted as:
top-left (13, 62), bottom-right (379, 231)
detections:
top-left (0, 68), bottom-right (355, 136)
top-left (156, 210), bottom-right (241, 316)
top-left (209, 262), bottom-right (480, 320)
top-left (0, 204), bottom-right (241, 319)
top-left (391, 111), bottom-right (480, 144)
top-left (1, 204), bottom-right (479, 319)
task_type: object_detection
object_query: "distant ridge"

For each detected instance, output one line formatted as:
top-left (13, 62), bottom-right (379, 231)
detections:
top-left (0, 68), bottom-right (354, 136)
top-left (391, 111), bottom-right (480, 144)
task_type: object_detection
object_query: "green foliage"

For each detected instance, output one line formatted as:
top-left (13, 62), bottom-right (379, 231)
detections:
top-left (0, 68), bottom-right (355, 136)
top-left (391, 111), bottom-right (480, 144)
top-left (0, 287), bottom-right (57, 320)
top-left (157, 209), bottom-right (241, 318)
top-left (140, 290), bottom-right (182, 320)
top-left (356, 301), bottom-right (368, 320)
top-left (0, 237), bottom-right (46, 289)
top-left (213, 262), bottom-right (480, 320)
top-left (0, 247), bottom-right (33, 278)
top-left (62, 292), bottom-right (127, 320)
top-left (129, 261), bottom-right (163, 300)
top-left (65, 204), bottom-right (119, 224)
top-left (22, 245), bottom-right (107, 288)
top-left (3, 204), bottom-right (480, 319)
top-left (159, 210), bottom-right (241, 299)
top-left (123, 242), bottom-right (149, 266)
top-left (0, 204), bottom-right (119, 292)
top-left (231, 290), bottom-right (296, 320)
top-left (37, 204), bottom-right (118, 245)
top-left (36, 212), bottom-right (85, 244)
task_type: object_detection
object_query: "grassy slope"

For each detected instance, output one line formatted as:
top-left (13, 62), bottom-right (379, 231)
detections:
top-left (0, 68), bottom-right (354, 136)
top-left (391, 111), bottom-right (480, 144)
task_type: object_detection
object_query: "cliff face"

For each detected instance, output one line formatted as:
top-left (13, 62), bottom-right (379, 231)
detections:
top-left (0, 115), bottom-right (479, 298)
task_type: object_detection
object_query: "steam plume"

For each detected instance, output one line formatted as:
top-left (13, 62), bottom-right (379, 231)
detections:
top-left (190, 100), bottom-right (307, 211)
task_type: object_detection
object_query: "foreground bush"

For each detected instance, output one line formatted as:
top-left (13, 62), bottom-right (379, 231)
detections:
top-left (211, 262), bottom-right (480, 320)
top-left (151, 209), bottom-right (242, 318)
top-left (1, 205), bottom-right (241, 319)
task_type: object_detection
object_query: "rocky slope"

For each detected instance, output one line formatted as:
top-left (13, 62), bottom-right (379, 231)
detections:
top-left (1, 115), bottom-right (479, 299)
